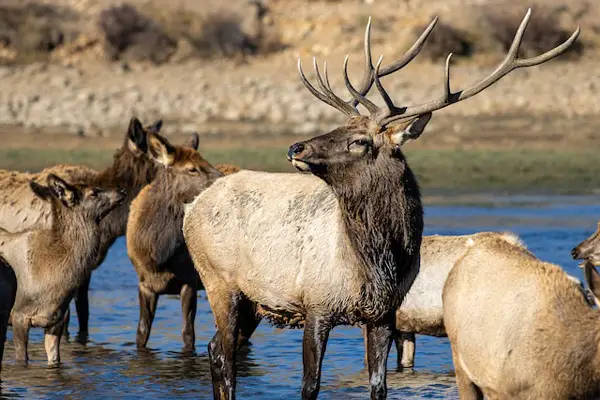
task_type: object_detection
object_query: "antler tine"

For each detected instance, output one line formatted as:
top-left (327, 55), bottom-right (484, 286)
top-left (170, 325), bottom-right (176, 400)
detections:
top-left (297, 58), bottom-right (359, 117)
top-left (380, 8), bottom-right (580, 125)
top-left (343, 55), bottom-right (380, 115)
top-left (350, 16), bottom-right (439, 108)
top-left (372, 55), bottom-right (400, 120)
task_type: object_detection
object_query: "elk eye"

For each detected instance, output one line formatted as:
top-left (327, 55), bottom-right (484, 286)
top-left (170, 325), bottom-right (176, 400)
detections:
top-left (90, 188), bottom-right (100, 198)
top-left (352, 138), bottom-right (370, 147)
top-left (188, 167), bottom-right (199, 174)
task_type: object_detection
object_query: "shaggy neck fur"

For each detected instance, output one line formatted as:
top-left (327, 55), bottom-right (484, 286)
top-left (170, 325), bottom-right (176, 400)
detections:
top-left (92, 143), bottom-right (159, 249)
top-left (329, 150), bottom-right (423, 321)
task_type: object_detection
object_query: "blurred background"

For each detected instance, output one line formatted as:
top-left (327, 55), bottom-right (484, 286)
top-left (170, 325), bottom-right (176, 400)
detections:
top-left (0, 0), bottom-right (599, 194)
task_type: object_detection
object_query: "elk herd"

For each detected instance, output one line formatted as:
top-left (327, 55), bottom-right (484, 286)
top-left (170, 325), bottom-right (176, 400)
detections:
top-left (0, 8), bottom-right (598, 400)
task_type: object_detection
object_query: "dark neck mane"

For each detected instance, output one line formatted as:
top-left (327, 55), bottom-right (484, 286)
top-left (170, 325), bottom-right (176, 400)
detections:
top-left (331, 152), bottom-right (423, 321)
top-left (92, 144), bottom-right (156, 195)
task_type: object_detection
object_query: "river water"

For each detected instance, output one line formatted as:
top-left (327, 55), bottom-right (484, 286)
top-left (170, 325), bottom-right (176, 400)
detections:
top-left (1, 195), bottom-right (598, 399)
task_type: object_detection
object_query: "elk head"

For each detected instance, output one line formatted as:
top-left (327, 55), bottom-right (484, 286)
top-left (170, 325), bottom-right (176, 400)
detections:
top-left (573, 222), bottom-right (600, 267)
top-left (29, 174), bottom-right (126, 225)
top-left (146, 131), bottom-right (223, 184)
top-left (288, 10), bottom-right (579, 183)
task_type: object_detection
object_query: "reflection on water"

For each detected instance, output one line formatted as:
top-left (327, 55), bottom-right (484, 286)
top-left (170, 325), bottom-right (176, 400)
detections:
top-left (1, 195), bottom-right (598, 399)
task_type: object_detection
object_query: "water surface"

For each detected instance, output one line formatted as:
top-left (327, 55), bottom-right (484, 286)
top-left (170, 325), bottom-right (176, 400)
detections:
top-left (1, 195), bottom-right (598, 399)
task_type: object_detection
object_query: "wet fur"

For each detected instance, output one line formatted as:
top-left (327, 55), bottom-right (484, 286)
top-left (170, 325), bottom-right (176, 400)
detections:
top-left (443, 235), bottom-right (600, 399)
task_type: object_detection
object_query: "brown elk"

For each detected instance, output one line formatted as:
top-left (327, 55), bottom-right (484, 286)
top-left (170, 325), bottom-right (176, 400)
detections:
top-left (0, 118), bottom-right (187, 339)
top-left (127, 133), bottom-right (255, 351)
top-left (572, 222), bottom-right (600, 268)
top-left (443, 234), bottom-right (600, 399)
top-left (182, 10), bottom-right (578, 400)
top-left (1, 175), bottom-right (125, 365)
top-left (0, 258), bottom-right (16, 373)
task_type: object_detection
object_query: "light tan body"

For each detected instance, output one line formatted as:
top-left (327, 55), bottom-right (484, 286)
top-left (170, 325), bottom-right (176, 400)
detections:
top-left (443, 235), bottom-right (600, 399)
top-left (184, 171), bottom-right (370, 319)
top-left (364, 232), bottom-right (526, 368)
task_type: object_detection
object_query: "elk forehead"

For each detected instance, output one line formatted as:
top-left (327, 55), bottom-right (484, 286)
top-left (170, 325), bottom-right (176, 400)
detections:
top-left (173, 147), bottom-right (213, 169)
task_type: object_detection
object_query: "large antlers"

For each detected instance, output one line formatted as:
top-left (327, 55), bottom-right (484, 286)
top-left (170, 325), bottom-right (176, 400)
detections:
top-left (298, 9), bottom-right (580, 127)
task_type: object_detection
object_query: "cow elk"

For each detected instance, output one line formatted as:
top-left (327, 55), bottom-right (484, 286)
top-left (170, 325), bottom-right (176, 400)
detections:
top-left (443, 233), bottom-right (600, 399)
top-left (182, 9), bottom-right (578, 400)
top-left (362, 232), bottom-right (587, 370)
top-left (127, 132), bottom-right (256, 351)
top-left (572, 221), bottom-right (600, 268)
top-left (0, 118), bottom-right (197, 339)
top-left (1, 175), bottom-right (125, 365)
top-left (0, 258), bottom-right (16, 373)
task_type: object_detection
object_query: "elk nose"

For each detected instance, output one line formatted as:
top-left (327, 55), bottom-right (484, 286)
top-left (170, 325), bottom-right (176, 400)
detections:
top-left (571, 247), bottom-right (579, 258)
top-left (287, 142), bottom-right (305, 160)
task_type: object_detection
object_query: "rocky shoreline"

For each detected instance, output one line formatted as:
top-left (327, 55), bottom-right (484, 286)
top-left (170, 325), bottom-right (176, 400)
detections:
top-left (1, 53), bottom-right (598, 139)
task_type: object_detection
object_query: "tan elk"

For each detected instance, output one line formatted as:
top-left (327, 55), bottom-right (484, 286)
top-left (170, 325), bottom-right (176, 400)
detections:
top-left (443, 233), bottom-right (600, 399)
top-left (182, 10), bottom-right (578, 400)
top-left (362, 232), bottom-right (587, 370)
top-left (1, 175), bottom-right (125, 365)
top-left (127, 133), bottom-right (256, 351)
top-left (0, 118), bottom-right (188, 339)
top-left (0, 258), bottom-right (16, 373)
top-left (572, 222), bottom-right (600, 268)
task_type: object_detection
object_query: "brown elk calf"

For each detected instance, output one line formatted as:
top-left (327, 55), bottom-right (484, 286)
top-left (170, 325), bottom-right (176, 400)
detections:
top-left (1, 175), bottom-right (125, 365)
top-left (0, 118), bottom-right (191, 338)
top-left (443, 235), bottom-right (600, 399)
top-left (127, 133), bottom-right (254, 351)
top-left (0, 258), bottom-right (16, 373)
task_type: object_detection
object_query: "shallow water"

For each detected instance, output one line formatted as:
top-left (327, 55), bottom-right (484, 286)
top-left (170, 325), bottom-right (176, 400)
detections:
top-left (1, 195), bottom-right (599, 399)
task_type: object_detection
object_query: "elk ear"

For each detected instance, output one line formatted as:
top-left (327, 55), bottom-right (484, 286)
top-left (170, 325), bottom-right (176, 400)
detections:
top-left (387, 112), bottom-right (432, 145)
top-left (148, 119), bottom-right (163, 133)
top-left (185, 132), bottom-right (200, 150)
top-left (147, 131), bottom-right (176, 166)
top-left (584, 262), bottom-right (600, 307)
top-left (127, 117), bottom-right (148, 155)
top-left (46, 174), bottom-right (80, 207)
top-left (29, 181), bottom-right (53, 202)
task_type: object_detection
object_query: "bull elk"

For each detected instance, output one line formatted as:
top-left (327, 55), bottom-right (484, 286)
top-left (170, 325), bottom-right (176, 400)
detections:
top-left (1, 175), bottom-right (125, 365)
top-left (572, 222), bottom-right (600, 269)
top-left (443, 234), bottom-right (600, 399)
top-left (183, 10), bottom-right (578, 400)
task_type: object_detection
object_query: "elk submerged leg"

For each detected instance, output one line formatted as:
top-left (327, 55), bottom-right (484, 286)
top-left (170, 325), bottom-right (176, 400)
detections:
top-left (365, 315), bottom-right (394, 400)
top-left (74, 274), bottom-right (92, 337)
top-left (237, 300), bottom-right (261, 346)
top-left (398, 332), bottom-right (415, 369)
top-left (180, 283), bottom-right (197, 352)
top-left (207, 291), bottom-right (241, 400)
top-left (44, 308), bottom-right (69, 366)
top-left (136, 285), bottom-right (159, 348)
top-left (0, 311), bottom-right (8, 371)
top-left (301, 312), bottom-right (332, 400)
top-left (12, 313), bottom-right (30, 363)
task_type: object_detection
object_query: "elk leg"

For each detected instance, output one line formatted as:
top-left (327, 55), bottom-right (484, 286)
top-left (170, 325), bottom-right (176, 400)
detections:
top-left (44, 309), bottom-right (69, 366)
top-left (398, 332), bottom-right (415, 369)
top-left (136, 285), bottom-right (158, 348)
top-left (237, 299), bottom-right (260, 347)
top-left (12, 313), bottom-right (30, 363)
top-left (365, 315), bottom-right (394, 400)
top-left (180, 283), bottom-right (197, 352)
top-left (74, 275), bottom-right (91, 336)
top-left (361, 324), bottom-right (369, 365)
top-left (451, 349), bottom-right (483, 400)
top-left (207, 290), bottom-right (241, 400)
top-left (301, 312), bottom-right (331, 400)
top-left (0, 311), bottom-right (8, 371)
